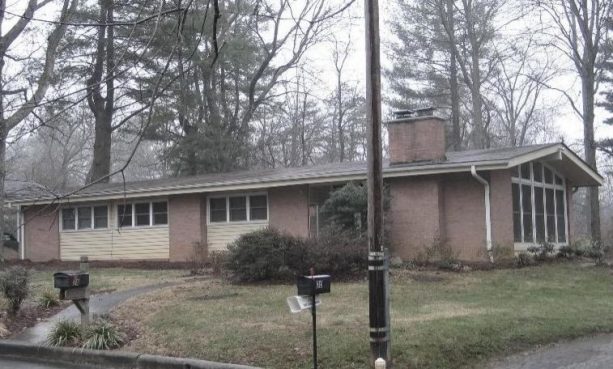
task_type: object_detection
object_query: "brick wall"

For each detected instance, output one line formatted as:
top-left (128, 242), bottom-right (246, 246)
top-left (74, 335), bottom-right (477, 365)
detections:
top-left (387, 176), bottom-right (443, 260)
top-left (269, 185), bottom-right (309, 238)
top-left (168, 194), bottom-right (205, 262)
top-left (23, 205), bottom-right (60, 261)
top-left (441, 173), bottom-right (487, 261)
top-left (490, 170), bottom-right (514, 251)
top-left (387, 116), bottom-right (446, 164)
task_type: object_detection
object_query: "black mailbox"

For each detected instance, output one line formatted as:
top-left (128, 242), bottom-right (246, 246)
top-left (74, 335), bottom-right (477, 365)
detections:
top-left (297, 274), bottom-right (331, 296)
top-left (53, 271), bottom-right (89, 289)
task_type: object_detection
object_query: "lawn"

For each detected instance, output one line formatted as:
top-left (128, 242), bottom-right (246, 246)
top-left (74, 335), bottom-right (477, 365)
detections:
top-left (112, 262), bottom-right (613, 369)
top-left (2, 267), bottom-right (187, 309)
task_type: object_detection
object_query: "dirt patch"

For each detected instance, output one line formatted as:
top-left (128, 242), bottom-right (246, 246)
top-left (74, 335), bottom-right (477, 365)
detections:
top-left (2, 302), bottom-right (68, 338)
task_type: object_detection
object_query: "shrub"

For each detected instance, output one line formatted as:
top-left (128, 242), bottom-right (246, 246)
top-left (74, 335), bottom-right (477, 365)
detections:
top-left (0, 266), bottom-right (29, 316)
top-left (208, 251), bottom-right (228, 276)
top-left (298, 228), bottom-right (367, 277)
top-left (226, 228), bottom-right (303, 281)
top-left (586, 240), bottom-right (609, 266)
top-left (226, 227), bottom-right (367, 281)
top-left (557, 245), bottom-right (575, 259)
top-left (515, 252), bottom-right (534, 268)
top-left (189, 241), bottom-right (208, 275)
top-left (38, 290), bottom-right (60, 309)
top-left (320, 182), bottom-right (368, 233)
top-left (416, 235), bottom-right (458, 266)
top-left (47, 320), bottom-right (82, 347)
top-left (82, 320), bottom-right (125, 350)
top-left (527, 242), bottom-right (555, 262)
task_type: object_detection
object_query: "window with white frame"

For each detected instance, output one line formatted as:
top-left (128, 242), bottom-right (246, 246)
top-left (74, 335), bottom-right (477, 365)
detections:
top-left (512, 162), bottom-right (567, 244)
top-left (117, 201), bottom-right (168, 228)
top-left (61, 206), bottom-right (108, 231)
top-left (209, 194), bottom-right (268, 223)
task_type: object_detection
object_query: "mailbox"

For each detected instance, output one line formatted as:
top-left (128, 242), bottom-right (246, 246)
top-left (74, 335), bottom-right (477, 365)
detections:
top-left (297, 274), bottom-right (331, 296)
top-left (53, 271), bottom-right (89, 289)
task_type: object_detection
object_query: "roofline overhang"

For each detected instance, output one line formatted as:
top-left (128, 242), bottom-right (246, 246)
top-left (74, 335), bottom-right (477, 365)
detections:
top-left (10, 143), bottom-right (603, 207)
top-left (506, 143), bottom-right (603, 186)
top-left (9, 161), bottom-right (509, 206)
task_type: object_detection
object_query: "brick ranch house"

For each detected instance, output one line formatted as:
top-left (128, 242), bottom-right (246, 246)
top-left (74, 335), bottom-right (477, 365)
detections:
top-left (7, 110), bottom-right (602, 263)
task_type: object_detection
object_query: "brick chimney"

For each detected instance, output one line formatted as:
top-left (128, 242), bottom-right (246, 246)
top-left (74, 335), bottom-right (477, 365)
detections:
top-left (387, 107), bottom-right (446, 165)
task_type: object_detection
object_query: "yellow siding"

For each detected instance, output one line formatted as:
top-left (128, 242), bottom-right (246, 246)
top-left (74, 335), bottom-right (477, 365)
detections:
top-left (207, 222), bottom-right (268, 251)
top-left (59, 201), bottom-right (169, 261)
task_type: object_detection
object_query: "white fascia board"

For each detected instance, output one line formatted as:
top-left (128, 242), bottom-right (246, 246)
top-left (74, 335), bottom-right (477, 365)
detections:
top-left (13, 161), bottom-right (510, 206)
top-left (506, 144), bottom-right (603, 186)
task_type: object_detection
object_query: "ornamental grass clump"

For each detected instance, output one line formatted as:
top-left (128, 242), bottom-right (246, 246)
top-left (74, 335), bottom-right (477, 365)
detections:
top-left (47, 320), bottom-right (82, 347)
top-left (82, 320), bottom-right (125, 350)
top-left (38, 290), bottom-right (60, 309)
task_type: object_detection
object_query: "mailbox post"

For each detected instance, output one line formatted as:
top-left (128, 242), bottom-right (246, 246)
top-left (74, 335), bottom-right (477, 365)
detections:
top-left (289, 272), bottom-right (331, 369)
top-left (53, 256), bottom-right (90, 328)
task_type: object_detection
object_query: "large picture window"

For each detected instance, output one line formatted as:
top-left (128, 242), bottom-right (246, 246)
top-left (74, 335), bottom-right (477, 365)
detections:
top-left (209, 194), bottom-right (268, 223)
top-left (62, 205), bottom-right (108, 231)
top-left (512, 163), bottom-right (567, 244)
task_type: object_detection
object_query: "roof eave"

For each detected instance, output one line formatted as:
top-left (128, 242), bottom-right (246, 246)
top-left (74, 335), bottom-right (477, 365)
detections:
top-left (11, 160), bottom-right (510, 206)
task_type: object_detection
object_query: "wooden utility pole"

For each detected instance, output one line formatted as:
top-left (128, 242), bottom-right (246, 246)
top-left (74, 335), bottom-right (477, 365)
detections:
top-left (364, 0), bottom-right (390, 365)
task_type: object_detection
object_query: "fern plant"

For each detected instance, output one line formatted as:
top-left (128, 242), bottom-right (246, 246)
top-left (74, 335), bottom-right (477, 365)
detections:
top-left (82, 320), bottom-right (125, 350)
top-left (47, 320), bottom-right (82, 347)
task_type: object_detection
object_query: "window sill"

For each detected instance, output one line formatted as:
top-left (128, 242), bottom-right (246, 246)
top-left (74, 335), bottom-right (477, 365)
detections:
top-left (208, 220), bottom-right (269, 226)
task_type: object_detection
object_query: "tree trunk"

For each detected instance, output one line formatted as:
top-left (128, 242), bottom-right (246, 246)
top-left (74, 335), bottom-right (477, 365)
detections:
top-left (582, 72), bottom-right (601, 241)
top-left (86, 0), bottom-right (114, 183)
top-left (447, 0), bottom-right (461, 151)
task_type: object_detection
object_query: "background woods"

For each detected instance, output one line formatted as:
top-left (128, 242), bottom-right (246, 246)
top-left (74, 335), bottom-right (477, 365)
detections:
top-left (2, 0), bottom-right (613, 249)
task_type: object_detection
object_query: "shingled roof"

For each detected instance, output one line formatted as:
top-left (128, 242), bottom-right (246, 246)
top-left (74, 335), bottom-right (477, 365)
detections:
top-left (8, 143), bottom-right (602, 205)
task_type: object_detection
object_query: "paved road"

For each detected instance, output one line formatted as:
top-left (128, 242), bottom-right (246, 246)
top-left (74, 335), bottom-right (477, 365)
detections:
top-left (12, 282), bottom-right (176, 344)
top-left (485, 333), bottom-right (613, 369)
top-left (0, 358), bottom-right (94, 369)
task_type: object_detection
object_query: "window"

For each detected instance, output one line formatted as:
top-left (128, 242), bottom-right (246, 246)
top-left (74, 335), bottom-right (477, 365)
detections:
top-left (512, 162), bottom-right (567, 244)
top-left (249, 195), bottom-right (268, 220)
top-left (152, 202), bottom-right (168, 225)
top-left (229, 196), bottom-right (247, 221)
top-left (61, 205), bottom-right (109, 231)
top-left (117, 201), bottom-right (168, 227)
top-left (94, 206), bottom-right (108, 229)
top-left (135, 203), bottom-right (151, 226)
top-left (209, 194), bottom-right (268, 223)
top-left (77, 207), bottom-right (92, 229)
top-left (62, 208), bottom-right (76, 230)
top-left (117, 204), bottom-right (133, 227)
top-left (210, 198), bottom-right (227, 223)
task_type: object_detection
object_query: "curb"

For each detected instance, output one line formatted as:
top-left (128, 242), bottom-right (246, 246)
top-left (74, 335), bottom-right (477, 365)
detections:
top-left (0, 340), bottom-right (261, 369)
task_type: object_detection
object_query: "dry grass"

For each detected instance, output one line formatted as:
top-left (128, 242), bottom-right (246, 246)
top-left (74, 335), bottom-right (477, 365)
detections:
top-left (113, 263), bottom-right (613, 369)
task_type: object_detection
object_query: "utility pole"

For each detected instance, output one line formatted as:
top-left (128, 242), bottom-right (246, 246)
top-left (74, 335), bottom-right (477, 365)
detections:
top-left (364, 0), bottom-right (390, 365)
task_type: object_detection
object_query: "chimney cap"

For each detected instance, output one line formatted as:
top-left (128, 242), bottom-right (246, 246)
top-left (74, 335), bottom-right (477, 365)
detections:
top-left (392, 106), bottom-right (438, 120)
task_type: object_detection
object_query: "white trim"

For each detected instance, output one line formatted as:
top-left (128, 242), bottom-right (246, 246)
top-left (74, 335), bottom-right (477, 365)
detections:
top-left (206, 192), bottom-right (269, 225)
top-left (116, 199), bottom-right (169, 229)
top-left (511, 161), bottom-right (569, 246)
top-left (470, 166), bottom-right (493, 263)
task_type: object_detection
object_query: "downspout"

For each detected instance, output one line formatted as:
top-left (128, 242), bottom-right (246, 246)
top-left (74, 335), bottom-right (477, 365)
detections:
top-left (471, 166), bottom-right (493, 263)
top-left (17, 205), bottom-right (25, 260)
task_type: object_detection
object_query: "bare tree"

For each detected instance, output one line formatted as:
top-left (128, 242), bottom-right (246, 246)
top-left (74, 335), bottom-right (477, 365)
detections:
top-left (488, 38), bottom-right (555, 146)
top-left (535, 0), bottom-right (612, 241)
top-left (0, 0), bottom-right (77, 258)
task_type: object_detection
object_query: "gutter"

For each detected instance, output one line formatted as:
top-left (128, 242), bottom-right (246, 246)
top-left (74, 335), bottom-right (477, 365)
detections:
top-left (470, 166), bottom-right (493, 263)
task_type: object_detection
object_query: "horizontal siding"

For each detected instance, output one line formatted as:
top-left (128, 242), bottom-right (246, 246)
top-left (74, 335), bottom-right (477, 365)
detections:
top-left (208, 222), bottom-right (268, 252)
top-left (60, 227), bottom-right (169, 261)
top-left (60, 230), bottom-right (113, 260)
top-left (111, 227), bottom-right (169, 259)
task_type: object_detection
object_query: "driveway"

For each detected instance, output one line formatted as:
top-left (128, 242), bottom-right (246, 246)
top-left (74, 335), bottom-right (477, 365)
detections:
top-left (486, 333), bottom-right (613, 369)
top-left (12, 282), bottom-right (175, 344)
